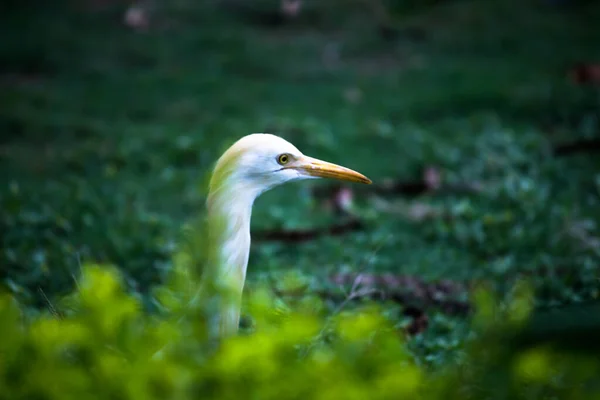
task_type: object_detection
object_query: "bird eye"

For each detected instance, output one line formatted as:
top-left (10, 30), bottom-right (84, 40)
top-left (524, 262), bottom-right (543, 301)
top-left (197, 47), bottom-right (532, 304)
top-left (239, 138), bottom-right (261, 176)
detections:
top-left (277, 153), bottom-right (290, 165)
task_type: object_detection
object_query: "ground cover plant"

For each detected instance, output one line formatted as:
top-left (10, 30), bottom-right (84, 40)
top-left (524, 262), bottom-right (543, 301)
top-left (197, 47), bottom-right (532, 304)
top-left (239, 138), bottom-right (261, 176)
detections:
top-left (1, 0), bottom-right (600, 397)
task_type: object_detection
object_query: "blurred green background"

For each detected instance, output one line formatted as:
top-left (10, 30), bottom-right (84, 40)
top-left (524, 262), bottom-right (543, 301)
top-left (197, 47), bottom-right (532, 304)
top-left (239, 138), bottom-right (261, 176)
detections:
top-left (2, 0), bottom-right (600, 367)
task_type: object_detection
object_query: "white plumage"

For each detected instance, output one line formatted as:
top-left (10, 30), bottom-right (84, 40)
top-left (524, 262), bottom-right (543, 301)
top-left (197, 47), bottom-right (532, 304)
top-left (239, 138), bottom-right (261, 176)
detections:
top-left (200, 134), bottom-right (371, 337)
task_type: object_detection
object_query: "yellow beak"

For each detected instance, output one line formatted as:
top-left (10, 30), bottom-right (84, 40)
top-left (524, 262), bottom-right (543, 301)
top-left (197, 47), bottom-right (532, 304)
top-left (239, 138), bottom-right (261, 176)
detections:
top-left (290, 155), bottom-right (372, 184)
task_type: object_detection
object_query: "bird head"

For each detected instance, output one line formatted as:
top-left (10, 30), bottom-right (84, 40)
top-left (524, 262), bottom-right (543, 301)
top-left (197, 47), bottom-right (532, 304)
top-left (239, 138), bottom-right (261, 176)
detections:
top-left (209, 134), bottom-right (371, 198)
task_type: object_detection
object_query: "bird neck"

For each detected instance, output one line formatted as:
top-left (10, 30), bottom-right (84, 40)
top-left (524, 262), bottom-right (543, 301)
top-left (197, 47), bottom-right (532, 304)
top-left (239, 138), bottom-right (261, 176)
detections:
top-left (205, 180), bottom-right (259, 285)
top-left (201, 176), bottom-right (262, 337)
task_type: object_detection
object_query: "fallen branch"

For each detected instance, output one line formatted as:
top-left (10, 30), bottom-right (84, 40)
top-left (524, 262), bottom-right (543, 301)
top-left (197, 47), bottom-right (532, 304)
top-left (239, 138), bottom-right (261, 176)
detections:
top-left (254, 219), bottom-right (365, 243)
top-left (553, 138), bottom-right (600, 157)
top-left (329, 273), bottom-right (471, 315)
top-left (312, 165), bottom-right (482, 201)
top-left (274, 272), bottom-right (472, 317)
top-left (312, 289), bottom-right (471, 317)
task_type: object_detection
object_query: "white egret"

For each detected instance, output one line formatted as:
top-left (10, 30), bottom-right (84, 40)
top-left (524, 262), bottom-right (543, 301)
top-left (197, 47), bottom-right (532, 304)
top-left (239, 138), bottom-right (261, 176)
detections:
top-left (199, 133), bottom-right (371, 337)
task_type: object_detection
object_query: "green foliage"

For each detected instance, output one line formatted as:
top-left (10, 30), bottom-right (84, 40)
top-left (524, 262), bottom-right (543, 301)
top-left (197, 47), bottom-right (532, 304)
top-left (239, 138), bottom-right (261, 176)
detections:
top-left (1, 264), bottom-right (600, 399)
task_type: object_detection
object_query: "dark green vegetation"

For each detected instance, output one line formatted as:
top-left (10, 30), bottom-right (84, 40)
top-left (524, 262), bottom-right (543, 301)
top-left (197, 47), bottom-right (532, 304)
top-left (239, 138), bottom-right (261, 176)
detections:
top-left (1, 0), bottom-right (600, 397)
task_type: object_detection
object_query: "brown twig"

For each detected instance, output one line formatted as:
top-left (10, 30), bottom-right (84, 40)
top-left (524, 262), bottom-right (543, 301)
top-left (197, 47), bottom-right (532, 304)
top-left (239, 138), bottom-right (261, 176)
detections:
top-left (253, 219), bottom-right (365, 243)
top-left (328, 272), bottom-right (471, 315)
top-left (553, 138), bottom-right (600, 157)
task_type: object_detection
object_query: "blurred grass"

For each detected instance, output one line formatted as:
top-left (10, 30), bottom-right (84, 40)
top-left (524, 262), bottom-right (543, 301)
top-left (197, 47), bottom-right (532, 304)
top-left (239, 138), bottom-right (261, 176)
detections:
top-left (1, 0), bottom-right (600, 365)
